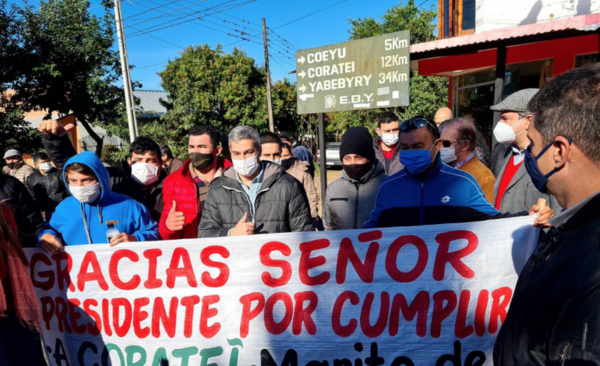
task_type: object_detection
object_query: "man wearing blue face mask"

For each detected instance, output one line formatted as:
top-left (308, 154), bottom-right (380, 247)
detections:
top-left (37, 151), bottom-right (160, 250)
top-left (365, 117), bottom-right (554, 228)
top-left (198, 126), bottom-right (313, 237)
top-left (494, 63), bottom-right (600, 366)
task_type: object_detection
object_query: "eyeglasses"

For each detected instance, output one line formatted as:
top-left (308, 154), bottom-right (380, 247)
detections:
top-left (400, 118), bottom-right (436, 132)
top-left (440, 140), bottom-right (461, 148)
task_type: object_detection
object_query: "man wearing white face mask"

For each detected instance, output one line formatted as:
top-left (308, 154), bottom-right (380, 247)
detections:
top-left (439, 119), bottom-right (496, 203)
top-left (490, 89), bottom-right (561, 212)
top-left (25, 152), bottom-right (68, 221)
top-left (112, 137), bottom-right (167, 223)
top-left (198, 126), bottom-right (313, 237)
top-left (373, 112), bottom-right (404, 175)
top-left (38, 151), bottom-right (160, 250)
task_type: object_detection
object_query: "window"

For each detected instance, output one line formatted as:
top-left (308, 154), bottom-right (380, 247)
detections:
top-left (575, 53), bottom-right (600, 68)
top-left (438, 0), bottom-right (476, 39)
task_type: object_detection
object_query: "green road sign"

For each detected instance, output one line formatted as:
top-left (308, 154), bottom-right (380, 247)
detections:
top-left (296, 30), bottom-right (410, 115)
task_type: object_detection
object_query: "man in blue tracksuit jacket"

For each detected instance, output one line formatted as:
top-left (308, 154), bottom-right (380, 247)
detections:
top-left (38, 151), bottom-right (160, 249)
top-left (365, 118), bottom-right (553, 228)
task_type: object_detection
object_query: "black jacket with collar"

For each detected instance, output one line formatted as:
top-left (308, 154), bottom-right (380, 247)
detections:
top-left (494, 193), bottom-right (600, 365)
top-left (112, 171), bottom-right (167, 223)
top-left (197, 161), bottom-right (313, 237)
top-left (25, 168), bottom-right (68, 214)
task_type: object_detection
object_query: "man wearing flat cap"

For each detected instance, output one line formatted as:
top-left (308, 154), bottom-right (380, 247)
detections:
top-left (490, 89), bottom-right (560, 213)
top-left (3, 149), bottom-right (35, 184)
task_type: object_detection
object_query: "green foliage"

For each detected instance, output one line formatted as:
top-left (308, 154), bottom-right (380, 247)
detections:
top-left (156, 44), bottom-right (301, 158)
top-left (329, 0), bottom-right (448, 137)
top-left (0, 0), bottom-right (129, 156)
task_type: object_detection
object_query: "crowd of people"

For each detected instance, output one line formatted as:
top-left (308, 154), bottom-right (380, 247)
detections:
top-left (1, 63), bottom-right (599, 365)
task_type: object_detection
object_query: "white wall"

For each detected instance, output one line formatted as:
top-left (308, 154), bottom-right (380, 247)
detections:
top-left (476, 0), bottom-right (600, 33)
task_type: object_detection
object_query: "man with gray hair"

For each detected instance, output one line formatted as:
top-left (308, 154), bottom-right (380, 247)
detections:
top-left (439, 118), bottom-right (496, 203)
top-left (198, 126), bottom-right (313, 237)
top-left (490, 88), bottom-right (560, 212)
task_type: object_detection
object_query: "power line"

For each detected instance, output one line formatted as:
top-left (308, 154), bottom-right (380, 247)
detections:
top-left (122, 0), bottom-right (182, 21)
top-left (125, 0), bottom-right (210, 29)
top-left (224, 0), bottom-right (346, 48)
top-left (128, 0), bottom-right (253, 38)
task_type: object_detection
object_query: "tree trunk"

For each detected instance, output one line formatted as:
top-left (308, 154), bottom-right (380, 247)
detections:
top-left (78, 119), bottom-right (104, 158)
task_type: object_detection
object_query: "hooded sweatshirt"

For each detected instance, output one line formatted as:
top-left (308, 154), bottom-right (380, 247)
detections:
top-left (38, 152), bottom-right (160, 246)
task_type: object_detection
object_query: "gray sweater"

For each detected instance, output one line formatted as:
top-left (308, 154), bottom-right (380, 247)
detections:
top-left (323, 161), bottom-right (387, 231)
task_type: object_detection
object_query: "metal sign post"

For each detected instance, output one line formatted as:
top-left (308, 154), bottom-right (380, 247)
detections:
top-left (296, 31), bottom-right (411, 207)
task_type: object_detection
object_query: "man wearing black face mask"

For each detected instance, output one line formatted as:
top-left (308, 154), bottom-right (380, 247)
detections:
top-left (323, 127), bottom-right (387, 231)
top-left (495, 64), bottom-right (600, 366)
top-left (365, 118), bottom-right (554, 228)
top-left (159, 125), bottom-right (232, 240)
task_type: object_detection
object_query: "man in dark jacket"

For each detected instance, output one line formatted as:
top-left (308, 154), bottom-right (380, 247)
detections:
top-left (198, 126), bottom-right (313, 237)
top-left (365, 117), bottom-right (553, 228)
top-left (25, 152), bottom-right (68, 221)
top-left (373, 111), bottom-right (404, 175)
top-left (324, 127), bottom-right (387, 231)
top-left (0, 174), bottom-right (44, 248)
top-left (494, 63), bottom-right (600, 365)
top-left (36, 121), bottom-right (166, 223)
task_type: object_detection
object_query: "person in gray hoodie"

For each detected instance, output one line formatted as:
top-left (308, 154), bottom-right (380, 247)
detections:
top-left (323, 127), bottom-right (387, 231)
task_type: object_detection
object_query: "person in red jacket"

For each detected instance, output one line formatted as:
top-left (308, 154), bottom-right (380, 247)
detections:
top-left (159, 125), bottom-right (232, 239)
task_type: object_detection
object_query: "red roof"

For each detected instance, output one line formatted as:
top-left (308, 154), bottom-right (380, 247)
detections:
top-left (411, 13), bottom-right (600, 54)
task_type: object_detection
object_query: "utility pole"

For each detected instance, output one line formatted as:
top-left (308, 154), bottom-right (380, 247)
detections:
top-left (114, 0), bottom-right (138, 142)
top-left (262, 18), bottom-right (275, 133)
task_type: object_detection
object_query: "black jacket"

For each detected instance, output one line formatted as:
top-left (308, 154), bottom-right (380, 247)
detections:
top-left (0, 174), bottom-right (44, 248)
top-left (112, 172), bottom-right (166, 223)
top-left (25, 168), bottom-right (68, 215)
top-left (197, 161), bottom-right (313, 237)
top-left (494, 193), bottom-right (600, 366)
top-left (43, 134), bottom-right (164, 221)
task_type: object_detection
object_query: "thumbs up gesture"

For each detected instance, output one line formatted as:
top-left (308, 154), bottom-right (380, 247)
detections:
top-left (230, 212), bottom-right (255, 236)
top-left (166, 200), bottom-right (185, 232)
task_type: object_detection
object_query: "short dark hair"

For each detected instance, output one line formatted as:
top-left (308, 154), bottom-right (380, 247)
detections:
top-left (441, 118), bottom-right (477, 152)
top-left (279, 132), bottom-right (294, 144)
top-left (32, 152), bottom-right (49, 164)
top-left (281, 143), bottom-right (292, 154)
top-left (377, 112), bottom-right (399, 128)
top-left (65, 163), bottom-right (98, 181)
top-left (261, 132), bottom-right (282, 145)
top-left (160, 145), bottom-right (173, 159)
top-left (401, 117), bottom-right (440, 141)
top-left (190, 125), bottom-right (220, 149)
top-left (528, 63), bottom-right (600, 164)
top-left (129, 136), bottom-right (161, 160)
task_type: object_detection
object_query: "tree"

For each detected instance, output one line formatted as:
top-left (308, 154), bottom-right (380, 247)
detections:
top-left (1, 0), bottom-right (129, 156)
top-left (157, 44), bottom-right (302, 158)
top-left (330, 0), bottom-right (448, 136)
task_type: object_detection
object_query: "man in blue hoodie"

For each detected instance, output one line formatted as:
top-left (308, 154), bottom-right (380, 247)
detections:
top-left (365, 117), bottom-right (553, 228)
top-left (38, 151), bottom-right (160, 251)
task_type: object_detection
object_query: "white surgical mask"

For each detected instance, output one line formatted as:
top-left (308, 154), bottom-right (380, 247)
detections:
top-left (39, 162), bottom-right (53, 172)
top-left (70, 183), bottom-right (101, 203)
top-left (262, 158), bottom-right (281, 166)
top-left (131, 162), bottom-right (159, 186)
top-left (440, 147), bottom-right (458, 164)
top-left (233, 156), bottom-right (259, 177)
top-left (493, 118), bottom-right (526, 145)
top-left (381, 133), bottom-right (399, 146)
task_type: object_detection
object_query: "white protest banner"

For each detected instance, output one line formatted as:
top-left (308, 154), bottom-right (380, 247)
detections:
top-left (25, 216), bottom-right (539, 366)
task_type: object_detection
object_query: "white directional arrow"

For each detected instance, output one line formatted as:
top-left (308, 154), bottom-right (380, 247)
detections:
top-left (298, 84), bottom-right (307, 93)
top-left (297, 55), bottom-right (306, 64)
top-left (298, 70), bottom-right (306, 79)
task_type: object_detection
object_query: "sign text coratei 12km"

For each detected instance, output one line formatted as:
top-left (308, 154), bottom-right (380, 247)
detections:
top-left (296, 30), bottom-right (410, 114)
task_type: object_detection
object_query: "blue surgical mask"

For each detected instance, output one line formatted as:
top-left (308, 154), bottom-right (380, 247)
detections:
top-left (400, 144), bottom-right (437, 175)
top-left (524, 139), bottom-right (571, 193)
